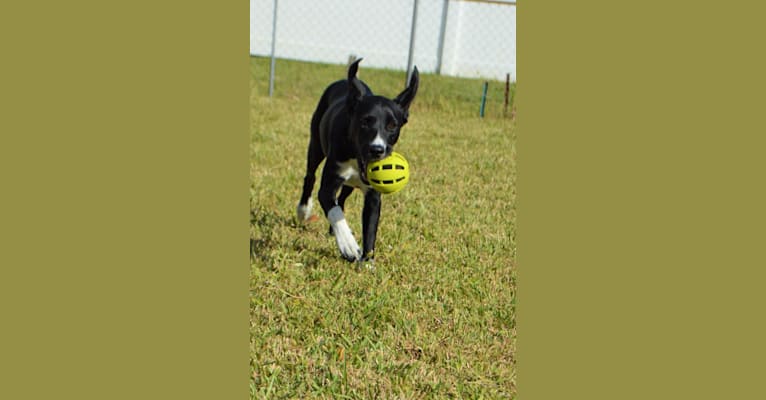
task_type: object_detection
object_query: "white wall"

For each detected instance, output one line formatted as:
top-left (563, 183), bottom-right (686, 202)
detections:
top-left (250, 0), bottom-right (516, 81)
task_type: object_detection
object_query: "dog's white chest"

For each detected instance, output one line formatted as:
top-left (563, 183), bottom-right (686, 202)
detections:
top-left (337, 159), bottom-right (370, 190)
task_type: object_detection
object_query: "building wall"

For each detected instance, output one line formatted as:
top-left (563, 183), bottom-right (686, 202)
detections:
top-left (250, 0), bottom-right (516, 81)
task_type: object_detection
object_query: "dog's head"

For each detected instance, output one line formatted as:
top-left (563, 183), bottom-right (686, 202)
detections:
top-left (346, 59), bottom-right (419, 183)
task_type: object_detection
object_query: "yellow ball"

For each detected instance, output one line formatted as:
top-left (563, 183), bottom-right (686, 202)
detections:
top-left (366, 152), bottom-right (410, 194)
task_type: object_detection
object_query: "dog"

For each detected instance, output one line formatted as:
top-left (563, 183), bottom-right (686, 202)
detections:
top-left (296, 58), bottom-right (419, 265)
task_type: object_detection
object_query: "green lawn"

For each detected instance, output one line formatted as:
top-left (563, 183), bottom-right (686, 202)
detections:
top-left (250, 56), bottom-right (517, 399)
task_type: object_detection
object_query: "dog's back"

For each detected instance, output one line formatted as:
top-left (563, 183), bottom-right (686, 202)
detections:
top-left (310, 79), bottom-right (372, 156)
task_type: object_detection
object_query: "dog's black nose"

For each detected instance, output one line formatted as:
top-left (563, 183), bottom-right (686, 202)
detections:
top-left (369, 144), bottom-right (385, 158)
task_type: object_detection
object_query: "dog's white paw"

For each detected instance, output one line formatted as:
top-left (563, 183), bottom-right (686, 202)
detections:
top-left (296, 198), bottom-right (313, 221)
top-left (335, 226), bottom-right (361, 261)
top-left (328, 206), bottom-right (361, 261)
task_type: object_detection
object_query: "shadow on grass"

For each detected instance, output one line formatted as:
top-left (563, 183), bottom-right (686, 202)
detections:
top-left (250, 207), bottom-right (337, 269)
top-left (250, 207), bottom-right (293, 264)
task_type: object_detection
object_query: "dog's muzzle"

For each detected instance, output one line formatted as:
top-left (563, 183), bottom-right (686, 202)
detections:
top-left (368, 144), bottom-right (385, 159)
top-left (358, 146), bottom-right (390, 185)
top-left (356, 158), bottom-right (370, 185)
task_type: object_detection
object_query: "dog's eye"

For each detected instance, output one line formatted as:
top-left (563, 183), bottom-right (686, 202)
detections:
top-left (386, 121), bottom-right (397, 131)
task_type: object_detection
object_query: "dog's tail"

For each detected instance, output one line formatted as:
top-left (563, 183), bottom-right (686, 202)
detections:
top-left (347, 58), bottom-right (363, 85)
top-left (350, 58), bottom-right (373, 92)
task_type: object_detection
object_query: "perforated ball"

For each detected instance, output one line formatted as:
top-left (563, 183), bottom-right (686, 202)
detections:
top-left (366, 152), bottom-right (410, 194)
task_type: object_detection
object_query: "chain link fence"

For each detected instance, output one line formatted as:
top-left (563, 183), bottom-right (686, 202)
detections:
top-left (251, 0), bottom-right (516, 96)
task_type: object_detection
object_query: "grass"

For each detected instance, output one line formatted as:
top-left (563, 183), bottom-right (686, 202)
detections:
top-left (250, 56), bottom-right (516, 399)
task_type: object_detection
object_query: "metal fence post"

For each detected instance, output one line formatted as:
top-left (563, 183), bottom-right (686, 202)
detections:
top-left (435, 0), bottom-right (449, 75)
top-left (268, 0), bottom-right (278, 97)
top-left (405, 0), bottom-right (419, 86)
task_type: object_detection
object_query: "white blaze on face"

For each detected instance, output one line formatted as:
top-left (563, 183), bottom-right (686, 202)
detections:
top-left (370, 134), bottom-right (386, 150)
top-left (336, 159), bottom-right (370, 190)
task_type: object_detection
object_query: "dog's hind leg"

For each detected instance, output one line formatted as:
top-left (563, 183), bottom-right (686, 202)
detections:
top-left (297, 138), bottom-right (324, 221)
top-left (337, 185), bottom-right (354, 210)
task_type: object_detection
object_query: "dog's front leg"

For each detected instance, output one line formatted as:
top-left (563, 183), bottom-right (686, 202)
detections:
top-left (361, 190), bottom-right (381, 265)
top-left (318, 170), bottom-right (362, 262)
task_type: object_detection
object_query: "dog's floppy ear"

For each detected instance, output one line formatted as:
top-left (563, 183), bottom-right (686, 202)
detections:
top-left (347, 58), bottom-right (366, 113)
top-left (394, 66), bottom-right (419, 124)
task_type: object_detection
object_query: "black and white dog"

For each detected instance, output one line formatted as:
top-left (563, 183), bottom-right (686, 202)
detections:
top-left (296, 59), bottom-right (419, 265)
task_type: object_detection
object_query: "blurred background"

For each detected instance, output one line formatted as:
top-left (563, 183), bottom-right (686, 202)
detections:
top-left (251, 0), bottom-right (516, 95)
